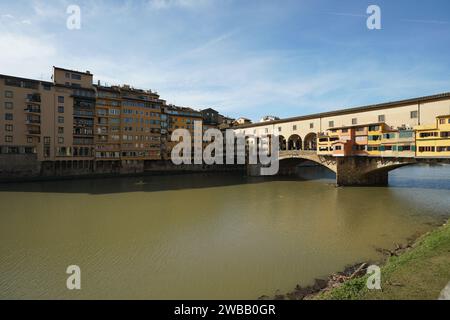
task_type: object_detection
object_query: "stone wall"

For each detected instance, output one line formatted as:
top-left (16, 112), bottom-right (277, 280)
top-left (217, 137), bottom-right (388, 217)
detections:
top-left (0, 154), bottom-right (41, 181)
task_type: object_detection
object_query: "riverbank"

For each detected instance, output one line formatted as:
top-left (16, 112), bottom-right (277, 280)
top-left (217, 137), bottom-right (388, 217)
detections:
top-left (319, 219), bottom-right (450, 300)
top-left (261, 220), bottom-right (450, 300)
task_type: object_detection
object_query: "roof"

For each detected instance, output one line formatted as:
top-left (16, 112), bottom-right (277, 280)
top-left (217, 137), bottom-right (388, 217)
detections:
top-left (234, 92), bottom-right (450, 129)
top-left (0, 73), bottom-right (53, 86)
top-left (53, 66), bottom-right (92, 76)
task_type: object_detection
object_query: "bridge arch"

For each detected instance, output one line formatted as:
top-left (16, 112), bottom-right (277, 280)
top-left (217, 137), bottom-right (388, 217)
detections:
top-left (287, 134), bottom-right (302, 151)
top-left (278, 150), bottom-right (337, 173)
top-left (304, 132), bottom-right (317, 151)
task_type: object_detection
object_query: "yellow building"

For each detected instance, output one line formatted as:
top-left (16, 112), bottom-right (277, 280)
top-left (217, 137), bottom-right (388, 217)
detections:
top-left (163, 105), bottom-right (203, 160)
top-left (415, 115), bottom-right (450, 158)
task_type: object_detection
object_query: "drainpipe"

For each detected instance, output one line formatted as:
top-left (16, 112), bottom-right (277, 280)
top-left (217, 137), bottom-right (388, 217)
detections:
top-left (418, 102), bottom-right (421, 126)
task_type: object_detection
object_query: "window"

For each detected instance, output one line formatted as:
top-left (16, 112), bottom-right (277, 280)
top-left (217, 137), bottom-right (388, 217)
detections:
top-left (58, 137), bottom-right (64, 144)
top-left (410, 111), bottom-right (418, 119)
top-left (278, 127), bottom-right (282, 132)
top-left (329, 121), bottom-right (334, 128)
top-left (58, 116), bottom-right (64, 124)
top-left (420, 132), bottom-right (438, 138)
top-left (293, 125), bottom-right (297, 131)
top-left (27, 137), bottom-right (33, 143)
top-left (5, 91), bottom-right (13, 98)
top-left (65, 72), bottom-right (70, 78)
top-left (439, 119), bottom-right (446, 124)
top-left (44, 137), bottom-right (51, 145)
top-left (352, 118), bottom-right (358, 125)
top-left (5, 102), bottom-right (13, 110)
top-left (5, 136), bottom-right (13, 143)
top-left (310, 123), bottom-right (314, 129)
top-left (335, 146), bottom-right (342, 151)
top-left (5, 124), bottom-right (13, 132)
top-left (5, 113), bottom-right (13, 121)
top-left (71, 73), bottom-right (82, 80)
top-left (58, 106), bottom-right (64, 113)
top-left (378, 115), bottom-right (386, 122)
top-left (58, 127), bottom-right (64, 134)
top-left (58, 96), bottom-right (65, 103)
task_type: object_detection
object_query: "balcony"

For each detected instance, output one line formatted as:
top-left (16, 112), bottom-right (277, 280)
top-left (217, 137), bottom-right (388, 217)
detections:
top-left (26, 129), bottom-right (41, 135)
top-left (25, 114), bottom-right (41, 126)
top-left (24, 106), bottom-right (41, 114)
top-left (26, 119), bottom-right (41, 125)
top-left (26, 93), bottom-right (41, 104)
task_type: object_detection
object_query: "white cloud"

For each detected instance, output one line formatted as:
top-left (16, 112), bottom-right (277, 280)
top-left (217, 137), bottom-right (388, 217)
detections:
top-left (147, 0), bottom-right (209, 10)
top-left (0, 32), bottom-right (57, 79)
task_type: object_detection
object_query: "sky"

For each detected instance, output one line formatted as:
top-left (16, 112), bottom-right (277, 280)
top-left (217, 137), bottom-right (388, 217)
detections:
top-left (0, 0), bottom-right (450, 121)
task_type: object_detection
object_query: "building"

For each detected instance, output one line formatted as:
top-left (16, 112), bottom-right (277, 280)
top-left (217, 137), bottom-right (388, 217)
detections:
top-left (0, 67), bottom-right (210, 176)
top-left (163, 105), bottom-right (203, 160)
top-left (234, 117), bottom-right (252, 126)
top-left (415, 115), bottom-right (450, 158)
top-left (201, 108), bottom-right (220, 126)
top-left (260, 115), bottom-right (280, 122)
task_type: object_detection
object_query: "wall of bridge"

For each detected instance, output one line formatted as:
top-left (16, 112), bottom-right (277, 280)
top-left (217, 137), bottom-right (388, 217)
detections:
top-left (234, 98), bottom-right (450, 147)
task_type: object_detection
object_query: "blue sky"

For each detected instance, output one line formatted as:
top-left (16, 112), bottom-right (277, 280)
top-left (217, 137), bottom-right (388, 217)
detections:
top-left (0, 0), bottom-right (449, 120)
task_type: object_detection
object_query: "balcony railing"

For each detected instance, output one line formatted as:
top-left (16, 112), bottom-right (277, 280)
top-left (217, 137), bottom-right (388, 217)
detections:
top-left (24, 106), bottom-right (41, 113)
top-left (26, 94), bottom-right (41, 104)
top-left (27, 129), bottom-right (41, 135)
top-left (26, 119), bottom-right (41, 125)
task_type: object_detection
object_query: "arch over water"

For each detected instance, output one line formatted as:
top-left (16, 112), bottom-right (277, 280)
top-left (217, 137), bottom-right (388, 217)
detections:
top-left (287, 134), bottom-right (302, 151)
top-left (304, 132), bottom-right (317, 151)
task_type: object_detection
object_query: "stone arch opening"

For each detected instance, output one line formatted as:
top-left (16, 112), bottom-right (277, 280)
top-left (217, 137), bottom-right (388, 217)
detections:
top-left (287, 134), bottom-right (302, 150)
top-left (279, 135), bottom-right (287, 151)
top-left (278, 157), bottom-right (336, 178)
top-left (304, 132), bottom-right (317, 151)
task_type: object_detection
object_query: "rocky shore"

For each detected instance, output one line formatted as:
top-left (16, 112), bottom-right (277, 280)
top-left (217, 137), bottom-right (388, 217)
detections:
top-left (259, 233), bottom-right (426, 300)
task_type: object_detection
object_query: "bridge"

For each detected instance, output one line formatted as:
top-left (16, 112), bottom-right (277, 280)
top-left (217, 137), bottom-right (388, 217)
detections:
top-left (278, 150), bottom-right (419, 186)
top-left (237, 92), bottom-right (450, 186)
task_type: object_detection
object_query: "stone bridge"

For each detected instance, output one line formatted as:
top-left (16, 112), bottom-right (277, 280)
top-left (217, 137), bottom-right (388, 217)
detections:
top-left (277, 150), bottom-right (420, 186)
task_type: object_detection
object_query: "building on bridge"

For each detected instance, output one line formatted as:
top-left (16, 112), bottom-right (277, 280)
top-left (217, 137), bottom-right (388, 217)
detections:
top-left (416, 115), bottom-right (450, 158)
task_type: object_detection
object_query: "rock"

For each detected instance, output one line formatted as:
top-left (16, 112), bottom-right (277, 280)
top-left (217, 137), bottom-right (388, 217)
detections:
top-left (438, 282), bottom-right (450, 300)
top-left (313, 279), bottom-right (328, 291)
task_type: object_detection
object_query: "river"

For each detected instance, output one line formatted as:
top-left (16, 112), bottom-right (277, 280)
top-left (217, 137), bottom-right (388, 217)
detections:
top-left (1, 164), bottom-right (449, 299)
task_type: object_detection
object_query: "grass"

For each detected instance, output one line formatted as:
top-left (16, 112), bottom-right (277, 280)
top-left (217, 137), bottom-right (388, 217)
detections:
top-left (317, 221), bottom-right (450, 300)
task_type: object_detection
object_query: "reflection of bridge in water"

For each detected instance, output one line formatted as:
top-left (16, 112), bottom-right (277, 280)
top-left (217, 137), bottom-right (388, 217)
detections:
top-left (276, 150), bottom-right (449, 186)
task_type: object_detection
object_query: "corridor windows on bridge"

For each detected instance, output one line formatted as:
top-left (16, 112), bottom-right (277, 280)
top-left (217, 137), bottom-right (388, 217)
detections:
top-left (287, 135), bottom-right (302, 150)
top-left (411, 111), bottom-right (418, 119)
top-left (378, 114), bottom-right (386, 122)
top-left (304, 133), bottom-right (318, 151)
top-left (293, 125), bottom-right (297, 131)
top-left (352, 118), bottom-right (358, 125)
top-left (279, 136), bottom-right (287, 150)
top-left (310, 123), bottom-right (314, 129)
top-left (329, 121), bottom-right (334, 128)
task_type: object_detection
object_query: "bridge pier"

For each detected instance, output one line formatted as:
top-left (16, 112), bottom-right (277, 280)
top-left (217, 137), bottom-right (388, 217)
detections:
top-left (335, 157), bottom-right (389, 186)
